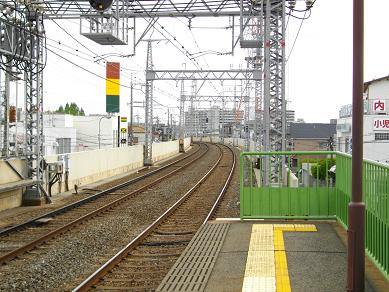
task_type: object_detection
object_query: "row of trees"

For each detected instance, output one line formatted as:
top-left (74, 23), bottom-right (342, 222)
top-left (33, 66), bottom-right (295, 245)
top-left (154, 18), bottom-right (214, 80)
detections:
top-left (56, 102), bottom-right (85, 116)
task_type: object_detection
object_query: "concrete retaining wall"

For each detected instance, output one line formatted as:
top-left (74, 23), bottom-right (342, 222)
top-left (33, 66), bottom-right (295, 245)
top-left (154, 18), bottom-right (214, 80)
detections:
top-left (183, 137), bottom-right (191, 150)
top-left (193, 137), bottom-right (256, 151)
top-left (46, 140), bottom-right (188, 196)
top-left (0, 159), bottom-right (28, 211)
top-left (152, 140), bottom-right (179, 162)
top-left (1, 138), bottom-right (192, 211)
top-left (45, 145), bottom-right (144, 195)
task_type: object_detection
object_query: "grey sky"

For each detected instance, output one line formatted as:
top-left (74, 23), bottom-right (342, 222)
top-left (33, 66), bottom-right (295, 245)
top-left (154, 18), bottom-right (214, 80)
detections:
top-left (42, 0), bottom-right (388, 124)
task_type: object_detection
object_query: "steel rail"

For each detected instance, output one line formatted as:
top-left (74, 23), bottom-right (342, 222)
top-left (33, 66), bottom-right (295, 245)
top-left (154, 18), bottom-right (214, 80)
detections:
top-left (0, 143), bottom-right (210, 265)
top-left (0, 143), bottom-right (201, 237)
top-left (202, 144), bottom-right (236, 223)
top-left (72, 143), bottom-right (230, 292)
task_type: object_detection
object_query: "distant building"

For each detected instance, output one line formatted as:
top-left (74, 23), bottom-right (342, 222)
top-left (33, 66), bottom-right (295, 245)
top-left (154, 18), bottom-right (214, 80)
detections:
top-left (337, 75), bottom-right (389, 164)
top-left (43, 114), bottom-right (77, 155)
top-left (289, 122), bottom-right (337, 152)
top-left (286, 110), bottom-right (295, 124)
top-left (184, 106), bottom-right (243, 136)
top-left (129, 125), bottom-right (145, 144)
top-left (73, 115), bottom-right (119, 151)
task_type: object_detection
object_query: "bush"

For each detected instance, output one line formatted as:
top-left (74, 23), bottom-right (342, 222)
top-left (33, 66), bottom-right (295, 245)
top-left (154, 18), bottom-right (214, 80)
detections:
top-left (311, 158), bottom-right (335, 180)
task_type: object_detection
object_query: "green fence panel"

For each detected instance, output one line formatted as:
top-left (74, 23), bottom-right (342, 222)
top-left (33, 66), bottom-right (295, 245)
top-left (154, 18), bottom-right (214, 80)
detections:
top-left (240, 151), bottom-right (389, 280)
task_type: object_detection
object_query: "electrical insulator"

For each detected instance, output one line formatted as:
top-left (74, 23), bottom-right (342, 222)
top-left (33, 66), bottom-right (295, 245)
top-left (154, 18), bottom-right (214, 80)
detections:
top-left (288, 0), bottom-right (296, 9)
top-left (89, 0), bottom-right (113, 11)
top-left (305, 0), bottom-right (314, 9)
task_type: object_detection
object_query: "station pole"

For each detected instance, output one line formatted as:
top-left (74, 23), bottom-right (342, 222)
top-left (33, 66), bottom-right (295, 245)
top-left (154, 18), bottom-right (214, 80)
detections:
top-left (347, 0), bottom-right (365, 291)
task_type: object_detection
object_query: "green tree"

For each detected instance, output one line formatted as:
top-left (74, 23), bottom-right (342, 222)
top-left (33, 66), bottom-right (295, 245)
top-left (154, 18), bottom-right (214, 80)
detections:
top-left (55, 103), bottom-right (85, 116)
top-left (56, 105), bottom-right (64, 113)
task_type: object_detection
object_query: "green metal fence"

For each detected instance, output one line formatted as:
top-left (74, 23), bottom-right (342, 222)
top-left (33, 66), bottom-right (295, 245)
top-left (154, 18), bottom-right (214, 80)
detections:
top-left (240, 151), bottom-right (389, 280)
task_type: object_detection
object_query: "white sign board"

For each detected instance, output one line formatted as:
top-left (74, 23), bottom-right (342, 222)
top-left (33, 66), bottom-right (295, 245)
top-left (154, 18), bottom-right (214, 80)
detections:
top-left (373, 118), bottom-right (389, 131)
top-left (373, 100), bottom-right (386, 113)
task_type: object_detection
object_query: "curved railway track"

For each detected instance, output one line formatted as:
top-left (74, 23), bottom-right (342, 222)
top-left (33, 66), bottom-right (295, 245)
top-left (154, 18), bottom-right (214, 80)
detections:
top-left (73, 143), bottom-right (236, 292)
top-left (0, 143), bottom-right (209, 265)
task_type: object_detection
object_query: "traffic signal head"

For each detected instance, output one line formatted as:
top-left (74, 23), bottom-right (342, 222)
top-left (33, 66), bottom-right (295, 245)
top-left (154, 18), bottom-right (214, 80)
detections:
top-left (89, 0), bottom-right (113, 11)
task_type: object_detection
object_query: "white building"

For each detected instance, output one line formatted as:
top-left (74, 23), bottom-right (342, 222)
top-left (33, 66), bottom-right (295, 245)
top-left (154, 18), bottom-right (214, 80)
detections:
top-left (184, 106), bottom-right (243, 135)
top-left (73, 115), bottom-right (123, 151)
top-left (337, 75), bottom-right (389, 164)
top-left (43, 114), bottom-right (76, 155)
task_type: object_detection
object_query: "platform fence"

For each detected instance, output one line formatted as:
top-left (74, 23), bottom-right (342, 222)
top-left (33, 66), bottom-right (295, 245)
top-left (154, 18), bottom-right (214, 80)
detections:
top-left (240, 151), bottom-right (389, 280)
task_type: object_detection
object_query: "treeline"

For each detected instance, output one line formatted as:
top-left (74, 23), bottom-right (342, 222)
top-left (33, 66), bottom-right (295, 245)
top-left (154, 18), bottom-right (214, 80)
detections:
top-left (55, 102), bottom-right (85, 116)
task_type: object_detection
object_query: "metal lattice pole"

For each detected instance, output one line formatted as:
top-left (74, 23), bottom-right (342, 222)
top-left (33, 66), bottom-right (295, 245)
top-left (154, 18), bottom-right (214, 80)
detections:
top-left (220, 84), bottom-right (225, 144)
top-left (24, 14), bottom-right (45, 202)
top-left (2, 65), bottom-right (10, 157)
top-left (179, 80), bottom-right (185, 152)
top-left (0, 71), bottom-right (3, 156)
top-left (244, 70), bottom-right (250, 152)
top-left (144, 41), bottom-right (153, 165)
top-left (263, 0), bottom-right (286, 184)
top-left (190, 80), bottom-right (196, 138)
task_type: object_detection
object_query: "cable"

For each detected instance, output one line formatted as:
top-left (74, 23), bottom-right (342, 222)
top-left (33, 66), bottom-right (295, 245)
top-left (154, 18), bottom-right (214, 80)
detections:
top-left (46, 46), bottom-right (133, 90)
top-left (286, 10), bottom-right (307, 62)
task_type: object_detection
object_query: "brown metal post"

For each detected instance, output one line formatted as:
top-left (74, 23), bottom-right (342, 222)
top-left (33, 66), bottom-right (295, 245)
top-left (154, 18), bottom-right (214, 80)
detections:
top-left (347, 0), bottom-right (365, 291)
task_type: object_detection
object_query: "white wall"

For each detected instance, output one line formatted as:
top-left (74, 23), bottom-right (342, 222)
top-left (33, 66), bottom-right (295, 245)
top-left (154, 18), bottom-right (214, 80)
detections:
top-left (73, 115), bottom-right (119, 151)
top-left (152, 140), bottom-right (179, 162)
top-left (0, 158), bottom-right (27, 211)
top-left (367, 78), bottom-right (389, 101)
top-left (44, 127), bottom-right (77, 156)
top-left (183, 137), bottom-right (191, 150)
top-left (45, 145), bottom-right (144, 195)
top-left (44, 139), bottom-right (191, 196)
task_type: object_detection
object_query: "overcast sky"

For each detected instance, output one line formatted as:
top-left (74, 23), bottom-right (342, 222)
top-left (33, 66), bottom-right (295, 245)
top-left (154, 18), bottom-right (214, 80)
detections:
top-left (38, 0), bottom-right (389, 124)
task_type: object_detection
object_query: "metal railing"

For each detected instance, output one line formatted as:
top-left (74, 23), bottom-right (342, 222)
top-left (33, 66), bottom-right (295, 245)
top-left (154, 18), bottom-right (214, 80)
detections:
top-left (240, 151), bottom-right (389, 280)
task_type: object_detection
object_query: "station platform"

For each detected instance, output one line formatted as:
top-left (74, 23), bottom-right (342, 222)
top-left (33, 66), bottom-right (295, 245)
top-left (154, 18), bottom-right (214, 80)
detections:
top-left (157, 220), bottom-right (384, 292)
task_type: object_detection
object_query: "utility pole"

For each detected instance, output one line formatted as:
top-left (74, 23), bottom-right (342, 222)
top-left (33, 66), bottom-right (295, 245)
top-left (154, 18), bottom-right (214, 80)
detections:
top-left (167, 108), bottom-right (170, 140)
top-left (347, 0), bottom-right (365, 291)
top-left (170, 113), bottom-right (173, 140)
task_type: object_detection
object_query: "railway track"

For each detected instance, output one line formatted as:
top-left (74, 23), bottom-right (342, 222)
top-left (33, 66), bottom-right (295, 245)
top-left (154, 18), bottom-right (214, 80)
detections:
top-left (0, 143), bottom-right (209, 265)
top-left (73, 143), bottom-right (236, 291)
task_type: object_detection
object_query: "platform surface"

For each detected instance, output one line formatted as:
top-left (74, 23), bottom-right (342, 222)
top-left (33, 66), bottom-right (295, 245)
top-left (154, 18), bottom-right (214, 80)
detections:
top-left (157, 221), bottom-right (378, 292)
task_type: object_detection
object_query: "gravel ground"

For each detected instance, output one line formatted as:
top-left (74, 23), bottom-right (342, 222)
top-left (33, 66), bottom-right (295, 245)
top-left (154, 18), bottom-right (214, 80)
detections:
top-left (89, 143), bottom-right (235, 290)
top-left (0, 143), bottom-right (220, 291)
top-left (214, 145), bottom-right (241, 218)
top-left (0, 145), bottom-right (198, 230)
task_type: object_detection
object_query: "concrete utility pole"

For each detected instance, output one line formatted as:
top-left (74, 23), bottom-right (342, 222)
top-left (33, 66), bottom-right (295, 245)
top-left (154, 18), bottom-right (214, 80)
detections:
top-left (347, 0), bottom-right (365, 291)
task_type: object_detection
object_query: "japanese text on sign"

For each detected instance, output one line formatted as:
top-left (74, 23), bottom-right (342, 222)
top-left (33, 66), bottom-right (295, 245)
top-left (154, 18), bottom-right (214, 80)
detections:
top-left (373, 118), bottom-right (389, 131)
top-left (373, 100), bottom-right (386, 113)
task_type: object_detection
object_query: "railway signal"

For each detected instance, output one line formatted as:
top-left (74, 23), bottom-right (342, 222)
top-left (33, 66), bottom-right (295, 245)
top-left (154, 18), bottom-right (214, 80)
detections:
top-left (89, 0), bottom-right (113, 11)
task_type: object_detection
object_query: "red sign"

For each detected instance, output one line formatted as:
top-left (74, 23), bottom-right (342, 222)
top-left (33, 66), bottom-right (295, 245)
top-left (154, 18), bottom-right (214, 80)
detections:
top-left (373, 100), bottom-right (386, 113)
top-left (373, 118), bottom-right (389, 131)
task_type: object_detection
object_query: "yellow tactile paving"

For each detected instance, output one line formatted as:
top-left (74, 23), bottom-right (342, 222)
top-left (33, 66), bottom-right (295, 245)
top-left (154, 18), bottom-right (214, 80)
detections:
top-left (294, 224), bottom-right (317, 232)
top-left (242, 224), bottom-right (317, 292)
top-left (273, 230), bottom-right (285, 251)
top-left (242, 225), bottom-right (276, 292)
top-left (273, 224), bottom-right (295, 231)
top-left (245, 251), bottom-right (275, 277)
top-left (275, 251), bottom-right (291, 292)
